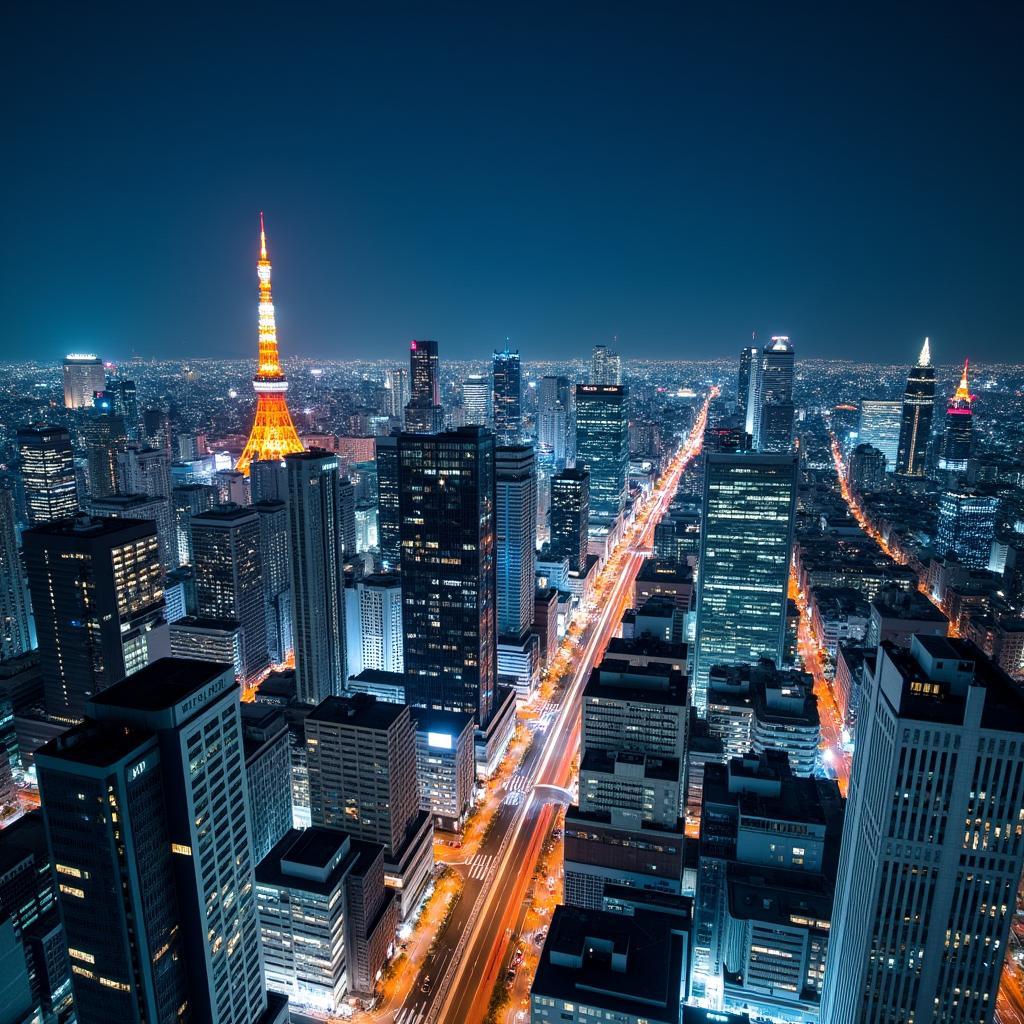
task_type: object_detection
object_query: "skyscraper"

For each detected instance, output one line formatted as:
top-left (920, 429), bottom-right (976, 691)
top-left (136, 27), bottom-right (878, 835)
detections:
top-left (37, 659), bottom-right (283, 1024)
top-left (894, 337), bottom-right (936, 478)
top-left (236, 214), bottom-right (305, 475)
top-left (61, 354), bottom-right (105, 410)
top-left (374, 434), bottom-right (400, 568)
top-left (191, 504), bottom-right (270, 685)
top-left (848, 442), bottom-right (887, 495)
top-left (404, 339), bottom-right (443, 433)
top-left (344, 572), bottom-right (403, 678)
top-left (495, 445), bottom-right (537, 638)
top-left (461, 374), bottom-right (490, 426)
top-left (256, 499), bottom-right (293, 666)
top-left (935, 486), bottom-right (999, 568)
top-left (821, 636), bottom-right (1024, 1024)
top-left (752, 337), bottom-right (795, 452)
top-left (285, 451), bottom-right (346, 705)
top-left (383, 366), bottom-right (410, 418)
top-left (24, 515), bottom-right (168, 723)
top-left (549, 469), bottom-right (590, 574)
top-left (17, 424), bottom-right (78, 525)
top-left (856, 399), bottom-right (902, 470)
top-left (737, 344), bottom-right (758, 434)
top-left (537, 375), bottom-right (572, 466)
top-left (305, 693), bottom-right (433, 917)
top-left (693, 453), bottom-right (798, 713)
top-left (399, 426), bottom-right (496, 724)
top-left (575, 385), bottom-right (629, 521)
top-left (591, 343), bottom-right (622, 385)
top-left (492, 345), bottom-right (522, 444)
top-left (85, 492), bottom-right (175, 573)
top-left (0, 490), bottom-right (33, 661)
top-left (81, 413), bottom-right (126, 498)
top-left (937, 357), bottom-right (974, 474)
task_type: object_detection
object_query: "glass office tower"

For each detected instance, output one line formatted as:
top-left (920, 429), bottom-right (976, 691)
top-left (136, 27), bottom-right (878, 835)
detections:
top-left (693, 453), bottom-right (798, 713)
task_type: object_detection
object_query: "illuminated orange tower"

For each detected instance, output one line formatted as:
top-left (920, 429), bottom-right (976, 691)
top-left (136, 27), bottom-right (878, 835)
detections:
top-left (236, 214), bottom-right (305, 475)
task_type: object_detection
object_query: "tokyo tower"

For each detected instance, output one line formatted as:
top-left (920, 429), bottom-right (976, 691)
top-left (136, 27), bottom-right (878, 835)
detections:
top-left (235, 214), bottom-right (305, 475)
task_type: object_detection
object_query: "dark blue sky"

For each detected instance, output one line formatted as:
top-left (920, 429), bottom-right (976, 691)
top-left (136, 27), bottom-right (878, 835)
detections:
top-left (5, 4), bottom-right (1022, 364)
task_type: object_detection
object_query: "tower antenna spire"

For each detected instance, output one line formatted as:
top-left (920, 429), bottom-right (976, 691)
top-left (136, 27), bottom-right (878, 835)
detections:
top-left (236, 214), bottom-right (305, 476)
top-left (918, 336), bottom-right (931, 367)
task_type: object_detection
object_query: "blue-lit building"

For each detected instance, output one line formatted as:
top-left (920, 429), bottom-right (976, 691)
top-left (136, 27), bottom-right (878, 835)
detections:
top-left (492, 345), bottom-right (522, 444)
top-left (693, 453), bottom-right (798, 713)
top-left (575, 384), bottom-right (629, 521)
top-left (935, 486), bottom-right (999, 568)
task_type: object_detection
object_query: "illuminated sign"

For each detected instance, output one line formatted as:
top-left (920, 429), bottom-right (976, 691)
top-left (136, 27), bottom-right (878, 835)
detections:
top-left (427, 732), bottom-right (453, 751)
top-left (130, 760), bottom-right (148, 781)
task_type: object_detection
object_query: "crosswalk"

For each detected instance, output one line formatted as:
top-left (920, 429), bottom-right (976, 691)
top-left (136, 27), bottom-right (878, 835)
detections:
top-left (393, 1006), bottom-right (425, 1024)
top-left (506, 774), bottom-right (531, 793)
top-left (465, 853), bottom-right (494, 880)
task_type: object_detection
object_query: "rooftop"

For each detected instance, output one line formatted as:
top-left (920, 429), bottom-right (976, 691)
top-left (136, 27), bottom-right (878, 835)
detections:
top-left (532, 906), bottom-right (685, 1023)
top-left (90, 657), bottom-right (232, 714)
top-left (308, 692), bottom-right (408, 731)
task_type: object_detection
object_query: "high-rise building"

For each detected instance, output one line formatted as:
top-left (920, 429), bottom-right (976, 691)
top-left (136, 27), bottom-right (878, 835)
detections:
top-left (383, 367), bottom-right (410, 419)
top-left (241, 702), bottom-right (293, 863)
top-left (24, 515), bottom-right (168, 723)
top-left (409, 706), bottom-right (476, 832)
top-left (496, 444), bottom-right (539, 697)
top-left (85, 492), bottom-right (175, 572)
top-left (169, 616), bottom-right (244, 679)
top-left (236, 214), bottom-right (305, 475)
top-left (495, 445), bottom-right (537, 638)
top-left (857, 398), bottom-right (902, 470)
top-left (935, 486), bottom-right (999, 568)
top-left (399, 426), bottom-right (497, 724)
top-left (737, 345), bottom-right (758, 435)
top-left (344, 572), bottom-right (403, 679)
top-left (375, 435), bottom-right (400, 569)
top-left (693, 750), bottom-right (843, 1019)
top-left (937, 357), bottom-right (974, 474)
top-left (822, 636), bottom-right (1024, 1023)
top-left (404, 339), bottom-right (443, 433)
top-left (305, 693), bottom-right (433, 917)
top-left (338, 475), bottom-right (357, 559)
top-left (550, 469), bottom-right (590, 574)
top-left (461, 374), bottom-right (491, 427)
top-left (113, 379), bottom-right (140, 437)
top-left (256, 500), bottom-right (293, 665)
top-left (575, 385), bottom-right (629, 521)
top-left (285, 451), bottom-right (346, 705)
top-left (530, 905), bottom-right (689, 1024)
top-left (693, 453), bottom-right (798, 713)
top-left (564, 657), bottom-right (689, 910)
top-left (191, 504), bottom-right (270, 685)
top-left (848, 442), bottom-right (887, 495)
top-left (752, 337), bottom-right (795, 452)
top-left (37, 659), bottom-right (285, 1024)
top-left (895, 337), bottom-right (936, 477)
top-left (171, 482), bottom-right (218, 566)
top-left (81, 413), bottom-right (127, 498)
top-left (537, 375), bottom-right (572, 465)
top-left (115, 445), bottom-right (171, 500)
top-left (492, 345), bottom-right (522, 444)
top-left (61, 354), bottom-right (105, 410)
top-left (591, 343), bottom-right (622, 385)
top-left (256, 828), bottom-right (397, 1008)
top-left (0, 491), bottom-right (33, 661)
top-left (17, 424), bottom-right (78, 525)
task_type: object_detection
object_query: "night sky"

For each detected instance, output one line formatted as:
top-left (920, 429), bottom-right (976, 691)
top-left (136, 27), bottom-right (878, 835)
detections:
top-left (6, 4), bottom-right (1022, 364)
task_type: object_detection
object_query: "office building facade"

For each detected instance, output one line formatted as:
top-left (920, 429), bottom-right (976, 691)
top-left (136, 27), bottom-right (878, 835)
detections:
top-left (285, 451), bottom-right (347, 705)
top-left (575, 385), bottom-right (629, 521)
top-left (399, 427), bottom-right (497, 724)
top-left (24, 515), bottom-right (168, 723)
top-left (17, 424), bottom-right (78, 525)
top-left (693, 454), bottom-right (798, 713)
top-left (492, 345), bottom-right (522, 444)
top-left (62, 354), bottom-right (105, 409)
top-left (550, 469), bottom-right (589, 574)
